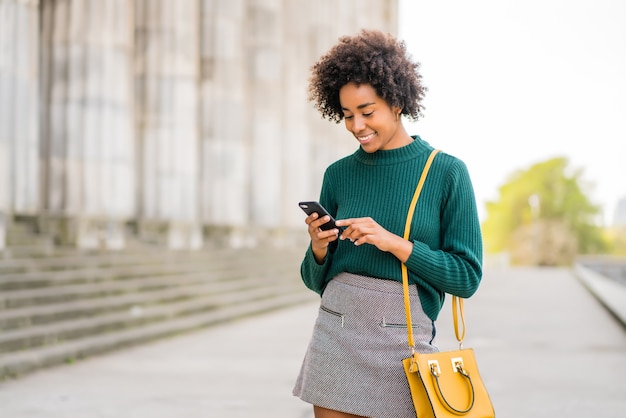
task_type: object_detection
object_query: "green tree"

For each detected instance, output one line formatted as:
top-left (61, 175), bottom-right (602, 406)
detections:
top-left (482, 157), bottom-right (607, 265)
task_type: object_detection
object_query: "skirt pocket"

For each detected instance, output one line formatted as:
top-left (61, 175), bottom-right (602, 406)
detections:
top-left (379, 317), bottom-right (411, 328)
top-left (320, 304), bottom-right (345, 327)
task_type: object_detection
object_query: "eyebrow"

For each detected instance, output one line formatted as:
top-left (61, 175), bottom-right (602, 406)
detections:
top-left (341, 102), bottom-right (376, 111)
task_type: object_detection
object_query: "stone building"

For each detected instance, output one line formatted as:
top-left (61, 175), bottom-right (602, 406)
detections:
top-left (614, 197), bottom-right (626, 227)
top-left (0, 0), bottom-right (398, 250)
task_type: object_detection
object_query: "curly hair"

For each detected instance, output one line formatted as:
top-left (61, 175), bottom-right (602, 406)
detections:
top-left (309, 29), bottom-right (426, 123)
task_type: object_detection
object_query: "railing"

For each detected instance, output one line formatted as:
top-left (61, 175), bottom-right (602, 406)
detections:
top-left (576, 255), bottom-right (626, 287)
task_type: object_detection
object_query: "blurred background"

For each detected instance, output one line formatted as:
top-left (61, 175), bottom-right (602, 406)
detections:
top-left (1, 2), bottom-right (625, 415)
top-left (0, 0), bottom-right (402, 381)
top-left (0, 0), bottom-right (397, 252)
top-left (1, 0), bottom-right (624, 262)
top-left (399, 0), bottom-right (626, 266)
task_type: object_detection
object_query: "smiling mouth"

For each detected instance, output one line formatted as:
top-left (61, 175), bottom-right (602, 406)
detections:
top-left (357, 132), bottom-right (377, 143)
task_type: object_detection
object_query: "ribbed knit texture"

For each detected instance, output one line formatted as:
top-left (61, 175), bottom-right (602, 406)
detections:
top-left (300, 136), bottom-right (483, 321)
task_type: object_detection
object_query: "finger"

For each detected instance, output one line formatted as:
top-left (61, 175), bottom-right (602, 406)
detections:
top-left (307, 214), bottom-right (326, 230)
top-left (313, 230), bottom-right (339, 247)
top-left (335, 218), bottom-right (357, 228)
top-left (311, 215), bottom-right (334, 231)
top-left (344, 225), bottom-right (381, 245)
top-left (317, 227), bottom-right (339, 237)
top-left (340, 223), bottom-right (370, 240)
top-left (305, 212), bottom-right (319, 225)
top-left (323, 229), bottom-right (339, 243)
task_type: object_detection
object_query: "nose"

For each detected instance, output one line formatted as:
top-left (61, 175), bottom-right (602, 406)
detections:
top-left (349, 115), bottom-right (366, 133)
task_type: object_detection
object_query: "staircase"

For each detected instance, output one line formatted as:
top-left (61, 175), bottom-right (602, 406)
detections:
top-left (0, 243), bottom-right (317, 379)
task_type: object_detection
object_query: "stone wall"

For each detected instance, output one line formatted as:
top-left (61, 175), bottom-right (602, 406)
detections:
top-left (0, 0), bottom-right (397, 250)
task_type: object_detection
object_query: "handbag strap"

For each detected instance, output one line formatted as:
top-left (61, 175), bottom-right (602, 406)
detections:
top-left (401, 149), bottom-right (467, 352)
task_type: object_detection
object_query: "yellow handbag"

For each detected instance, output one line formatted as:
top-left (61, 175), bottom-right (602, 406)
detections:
top-left (401, 149), bottom-right (495, 418)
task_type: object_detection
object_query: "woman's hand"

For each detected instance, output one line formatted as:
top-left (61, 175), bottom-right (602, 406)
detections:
top-left (305, 212), bottom-right (339, 263)
top-left (335, 217), bottom-right (413, 263)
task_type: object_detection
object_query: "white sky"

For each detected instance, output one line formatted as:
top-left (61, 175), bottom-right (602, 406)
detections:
top-left (398, 0), bottom-right (626, 224)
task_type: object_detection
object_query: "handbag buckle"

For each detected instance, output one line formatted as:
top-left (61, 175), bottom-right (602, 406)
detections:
top-left (452, 357), bottom-right (469, 376)
top-left (428, 360), bottom-right (441, 377)
top-left (451, 357), bottom-right (463, 373)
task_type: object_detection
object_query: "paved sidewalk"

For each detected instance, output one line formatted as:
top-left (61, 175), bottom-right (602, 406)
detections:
top-left (1, 267), bottom-right (625, 417)
top-left (0, 297), bottom-right (319, 418)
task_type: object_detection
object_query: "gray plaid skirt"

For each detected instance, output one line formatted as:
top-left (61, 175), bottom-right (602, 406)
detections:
top-left (293, 272), bottom-right (439, 417)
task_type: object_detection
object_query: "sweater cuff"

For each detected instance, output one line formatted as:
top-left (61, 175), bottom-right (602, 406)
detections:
top-left (300, 244), bottom-right (332, 294)
top-left (405, 240), bottom-right (432, 279)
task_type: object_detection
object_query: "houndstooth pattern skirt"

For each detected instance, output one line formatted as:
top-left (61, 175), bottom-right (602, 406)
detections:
top-left (293, 272), bottom-right (439, 417)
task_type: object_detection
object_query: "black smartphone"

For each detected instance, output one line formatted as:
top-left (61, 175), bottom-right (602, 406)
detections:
top-left (298, 201), bottom-right (338, 231)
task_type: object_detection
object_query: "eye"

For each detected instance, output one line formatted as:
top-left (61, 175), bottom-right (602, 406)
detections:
top-left (363, 112), bottom-right (374, 117)
top-left (344, 115), bottom-right (354, 120)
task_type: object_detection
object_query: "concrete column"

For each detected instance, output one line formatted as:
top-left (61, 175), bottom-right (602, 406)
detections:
top-left (39, 0), bottom-right (135, 249)
top-left (246, 0), bottom-right (283, 234)
top-left (134, 0), bottom-right (202, 249)
top-left (0, 0), bottom-right (39, 214)
top-left (199, 0), bottom-right (248, 232)
top-left (0, 212), bottom-right (5, 251)
top-left (279, 1), bottom-right (319, 229)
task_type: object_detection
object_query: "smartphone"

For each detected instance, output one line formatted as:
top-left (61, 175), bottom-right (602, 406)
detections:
top-left (298, 201), bottom-right (338, 231)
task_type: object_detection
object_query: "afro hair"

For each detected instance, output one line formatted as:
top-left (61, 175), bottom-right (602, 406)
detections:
top-left (309, 29), bottom-right (426, 123)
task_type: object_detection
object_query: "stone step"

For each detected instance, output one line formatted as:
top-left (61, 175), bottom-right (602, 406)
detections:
top-left (0, 277), bottom-right (305, 353)
top-left (0, 243), bottom-right (313, 379)
top-left (0, 249), bottom-right (274, 291)
top-left (0, 259), bottom-right (298, 330)
top-left (0, 263), bottom-right (195, 291)
top-left (0, 248), bottom-right (222, 274)
top-left (0, 268), bottom-right (245, 310)
top-left (0, 288), bottom-right (317, 379)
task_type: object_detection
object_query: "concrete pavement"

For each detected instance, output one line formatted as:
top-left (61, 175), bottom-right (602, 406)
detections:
top-left (0, 267), bottom-right (625, 418)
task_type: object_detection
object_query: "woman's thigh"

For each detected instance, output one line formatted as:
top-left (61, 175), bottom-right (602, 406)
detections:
top-left (314, 405), bottom-right (367, 418)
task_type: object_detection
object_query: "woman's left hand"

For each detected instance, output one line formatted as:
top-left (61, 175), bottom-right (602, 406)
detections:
top-left (335, 217), bottom-right (413, 262)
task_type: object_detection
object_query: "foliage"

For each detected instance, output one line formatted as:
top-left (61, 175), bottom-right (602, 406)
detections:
top-left (606, 227), bottom-right (626, 256)
top-left (482, 157), bottom-right (608, 265)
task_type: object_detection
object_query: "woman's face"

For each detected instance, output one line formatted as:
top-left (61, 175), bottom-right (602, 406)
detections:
top-left (339, 82), bottom-right (409, 153)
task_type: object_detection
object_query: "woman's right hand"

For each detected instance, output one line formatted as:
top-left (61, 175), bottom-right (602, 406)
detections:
top-left (306, 212), bottom-right (339, 263)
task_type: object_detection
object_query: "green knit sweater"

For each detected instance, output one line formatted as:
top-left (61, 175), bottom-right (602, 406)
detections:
top-left (300, 136), bottom-right (483, 321)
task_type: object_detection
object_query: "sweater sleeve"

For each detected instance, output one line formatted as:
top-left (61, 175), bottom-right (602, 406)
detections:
top-left (300, 243), bottom-right (333, 294)
top-left (404, 158), bottom-right (483, 298)
top-left (299, 169), bottom-right (338, 295)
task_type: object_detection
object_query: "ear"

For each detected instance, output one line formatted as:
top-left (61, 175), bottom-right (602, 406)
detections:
top-left (392, 106), bottom-right (402, 121)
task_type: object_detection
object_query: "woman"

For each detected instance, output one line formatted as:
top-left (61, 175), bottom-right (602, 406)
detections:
top-left (293, 29), bottom-right (483, 418)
